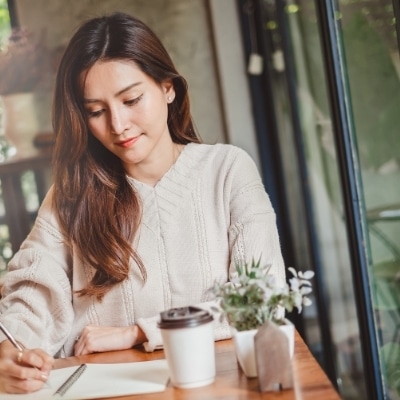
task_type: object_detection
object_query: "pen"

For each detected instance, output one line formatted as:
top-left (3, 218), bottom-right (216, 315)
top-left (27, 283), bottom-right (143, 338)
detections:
top-left (54, 363), bottom-right (87, 396)
top-left (0, 321), bottom-right (51, 388)
top-left (0, 321), bottom-right (24, 351)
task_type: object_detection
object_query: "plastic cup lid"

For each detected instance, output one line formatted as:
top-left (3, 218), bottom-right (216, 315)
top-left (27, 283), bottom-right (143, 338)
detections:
top-left (158, 306), bottom-right (213, 329)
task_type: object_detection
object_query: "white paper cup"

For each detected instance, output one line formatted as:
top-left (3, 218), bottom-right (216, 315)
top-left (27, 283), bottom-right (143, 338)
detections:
top-left (159, 306), bottom-right (215, 389)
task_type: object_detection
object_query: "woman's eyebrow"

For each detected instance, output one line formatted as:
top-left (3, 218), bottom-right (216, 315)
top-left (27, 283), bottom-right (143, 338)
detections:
top-left (83, 82), bottom-right (143, 103)
top-left (115, 82), bottom-right (142, 97)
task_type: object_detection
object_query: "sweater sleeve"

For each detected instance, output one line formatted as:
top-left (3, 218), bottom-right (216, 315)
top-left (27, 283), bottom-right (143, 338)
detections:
top-left (226, 147), bottom-right (286, 286)
top-left (0, 188), bottom-right (74, 356)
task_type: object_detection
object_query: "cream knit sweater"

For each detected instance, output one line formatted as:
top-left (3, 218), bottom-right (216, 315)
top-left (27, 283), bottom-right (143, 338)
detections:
top-left (0, 143), bottom-right (285, 357)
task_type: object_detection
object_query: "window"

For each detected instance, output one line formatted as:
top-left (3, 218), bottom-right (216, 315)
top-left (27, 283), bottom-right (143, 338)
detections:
top-left (0, 0), bottom-right (11, 44)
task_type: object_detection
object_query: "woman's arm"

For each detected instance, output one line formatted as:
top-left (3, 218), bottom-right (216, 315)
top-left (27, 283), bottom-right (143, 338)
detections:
top-left (0, 189), bottom-right (75, 356)
top-left (226, 146), bottom-right (286, 286)
top-left (73, 324), bottom-right (146, 356)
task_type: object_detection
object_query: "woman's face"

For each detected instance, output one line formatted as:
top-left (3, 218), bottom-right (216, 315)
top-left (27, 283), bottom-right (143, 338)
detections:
top-left (82, 60), bottom-right (175, 175)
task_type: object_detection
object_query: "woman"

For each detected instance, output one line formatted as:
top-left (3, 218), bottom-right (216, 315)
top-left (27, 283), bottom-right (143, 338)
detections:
top-left (0, 12), bottom-right (285, 393)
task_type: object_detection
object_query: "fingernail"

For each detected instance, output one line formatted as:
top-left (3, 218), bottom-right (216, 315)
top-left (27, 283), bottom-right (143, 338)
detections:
top-left (41, 373), bottom-right (49, 380)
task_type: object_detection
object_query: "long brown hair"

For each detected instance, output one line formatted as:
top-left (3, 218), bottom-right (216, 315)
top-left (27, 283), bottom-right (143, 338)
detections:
top-left (52, 12), bottom-right (201, 299)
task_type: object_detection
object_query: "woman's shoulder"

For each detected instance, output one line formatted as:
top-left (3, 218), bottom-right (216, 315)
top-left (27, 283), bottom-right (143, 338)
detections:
top-left (35, 186), bottom-right (61, 227)
top-left (174, 143), bottom-right (259, 185)
top-left (184, 142), bottom-right (252, 165)
top-left (38, 185), bottom-right (55, 211)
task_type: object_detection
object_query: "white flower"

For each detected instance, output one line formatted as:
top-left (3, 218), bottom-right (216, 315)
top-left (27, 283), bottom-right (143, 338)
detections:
top-left (262, 287), bottom-right (274, 301)
top-left (299, 270), bottom-right (315, 280)
top-left (303, 297), bottom-right (312, 306)
top-left (300, 286), bottom-right (313, 295)
top-left (289, 277), bottom-right (300, 291)
top-left (292, 291), bottom-right (303, 312)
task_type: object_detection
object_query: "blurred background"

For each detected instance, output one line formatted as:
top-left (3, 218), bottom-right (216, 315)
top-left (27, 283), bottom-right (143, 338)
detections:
top-left (0, 1), bottom-right (399, 399)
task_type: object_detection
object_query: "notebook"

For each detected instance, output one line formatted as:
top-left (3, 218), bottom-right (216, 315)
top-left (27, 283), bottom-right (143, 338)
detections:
top-left (0, 359), bottom-right (170, 399)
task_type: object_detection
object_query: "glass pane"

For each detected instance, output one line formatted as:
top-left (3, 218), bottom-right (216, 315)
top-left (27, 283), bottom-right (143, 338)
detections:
top-left (259, 0), bottom-right (370, 398)
top-left (0, 0), bottom-right (11, 42)
top-left (339, 1), bottom-right (400, 399)
top-left (283, 3), bottom-right (368, 398)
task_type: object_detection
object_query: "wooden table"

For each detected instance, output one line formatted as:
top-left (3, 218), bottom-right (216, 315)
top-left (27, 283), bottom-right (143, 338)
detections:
top-left (0, 143), bottom-right (52, 253)
top-left (55, 332), bottom-right (341, 399)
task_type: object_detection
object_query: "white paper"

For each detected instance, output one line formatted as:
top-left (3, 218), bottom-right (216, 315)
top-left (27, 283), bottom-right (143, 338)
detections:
top-left (0, 359), bottom-right (169, 399)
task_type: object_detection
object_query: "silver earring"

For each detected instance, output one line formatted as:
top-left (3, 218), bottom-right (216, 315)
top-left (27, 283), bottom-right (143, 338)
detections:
top-left (167, 96), bottom-right (172, 103)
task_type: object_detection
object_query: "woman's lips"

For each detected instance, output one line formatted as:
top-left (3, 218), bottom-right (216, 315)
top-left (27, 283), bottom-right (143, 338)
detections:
top-left (115, 136), bottom-right (141, 148)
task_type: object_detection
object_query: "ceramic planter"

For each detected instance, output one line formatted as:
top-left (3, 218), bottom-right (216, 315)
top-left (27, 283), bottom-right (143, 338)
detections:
top-left (232, 328), bottom-right (259, 377)
top-left (279, 320), bottom-right (295, 358)
top-left (231, 320), bottom-right (295, 378)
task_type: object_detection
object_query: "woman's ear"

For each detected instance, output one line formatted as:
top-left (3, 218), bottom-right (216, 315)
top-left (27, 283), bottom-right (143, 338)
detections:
top-left (162, 79), bottom-right (175, 103)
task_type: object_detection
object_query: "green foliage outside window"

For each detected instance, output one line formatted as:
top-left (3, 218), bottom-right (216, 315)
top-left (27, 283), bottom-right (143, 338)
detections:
top-left (0, 0), bottom-right (11, 44)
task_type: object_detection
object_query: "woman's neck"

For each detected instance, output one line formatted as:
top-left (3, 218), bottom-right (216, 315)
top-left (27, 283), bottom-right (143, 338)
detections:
top-left (127, 142), bottom-right (184, 187)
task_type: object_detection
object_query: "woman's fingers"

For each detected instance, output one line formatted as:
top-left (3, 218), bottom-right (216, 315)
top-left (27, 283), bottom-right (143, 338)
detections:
top-left (0, 342), bottom-right (53, 394)
top-left (19, 348), bottom-right (54, 373)
top-left (0, 358), bottom-right (49, 394)
top-left (2, 375), bottom-right (45, 394)
top-left (16, 350), bottom-right (23, 364)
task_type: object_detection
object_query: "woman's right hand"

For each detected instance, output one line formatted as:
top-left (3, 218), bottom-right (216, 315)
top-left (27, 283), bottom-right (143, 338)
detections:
top-left (0, 340), bottom-right (54, 394)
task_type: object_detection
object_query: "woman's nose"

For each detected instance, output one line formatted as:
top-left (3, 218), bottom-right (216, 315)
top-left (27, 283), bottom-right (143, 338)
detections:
top-left (110, 109), bottom-right (130, 135)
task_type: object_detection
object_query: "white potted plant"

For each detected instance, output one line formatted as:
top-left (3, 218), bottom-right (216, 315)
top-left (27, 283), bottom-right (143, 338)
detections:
top-left (212, 258), bottom-right (314, 377)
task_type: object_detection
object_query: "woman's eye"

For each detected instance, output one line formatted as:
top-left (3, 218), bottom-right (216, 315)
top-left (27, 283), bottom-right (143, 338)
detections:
top-left (87, 109), bottom-right (104, 118)
top-left (125, 94), bottom-right (143, 106)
